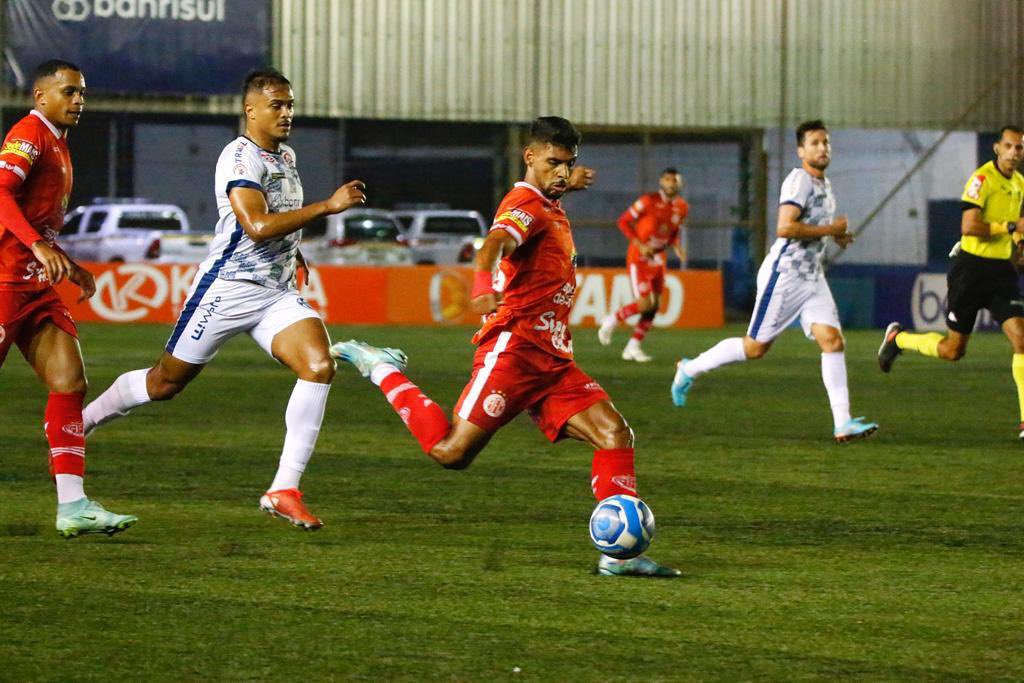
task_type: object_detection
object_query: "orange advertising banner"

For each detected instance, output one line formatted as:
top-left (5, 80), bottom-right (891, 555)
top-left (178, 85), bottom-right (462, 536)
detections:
top-left (55, 263), bottom-right (723, 328)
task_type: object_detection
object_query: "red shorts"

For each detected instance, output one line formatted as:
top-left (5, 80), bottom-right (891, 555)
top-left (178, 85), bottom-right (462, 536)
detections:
top-left (454, 331), bottom-right (610, 442)
top-left (628, 261), bottom-right (665, 298)
top-left (0, 287), bottom-right (77, 367)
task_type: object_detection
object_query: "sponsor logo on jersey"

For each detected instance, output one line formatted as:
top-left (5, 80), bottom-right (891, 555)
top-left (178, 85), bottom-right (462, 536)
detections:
top-left (482, 391), bottom-right (507, 418)
top-left (966, 175), bottom-right (984, 201)
top-left (497, 208), bottom-right (533, 234)
top-left (52, 0), bottom-right (227, 22)
top-left (1, 139), bottom-right (40, 164)
top-left (233, 163), bottom-right (247, 176)
top-left (0, 323), bottom-right (5, 344)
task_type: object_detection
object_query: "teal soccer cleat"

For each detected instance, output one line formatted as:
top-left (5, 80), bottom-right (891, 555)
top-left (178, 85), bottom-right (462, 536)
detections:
top-left (834, 416), bottom-right (879, 444)
top-left (329, 340), bottom-right (408, 377)
top-left (56, 498), bottom-right (138, 539)
top-left (670, 359), bottom-right (694, 407)
top-left (596, 554), bottom-right (681, 578)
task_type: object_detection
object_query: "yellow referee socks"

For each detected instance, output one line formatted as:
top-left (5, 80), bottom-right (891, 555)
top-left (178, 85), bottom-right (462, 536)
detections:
top-left (895, 331), bottom-right (943, 358)
top-left (1013, 354), bottom-right (1024, 422)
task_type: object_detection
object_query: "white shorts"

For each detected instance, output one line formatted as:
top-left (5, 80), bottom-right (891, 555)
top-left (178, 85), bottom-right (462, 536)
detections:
top-left (165, 274), bottom-right (320, 364)
top-left (746, 263), bottom-right (840, 343)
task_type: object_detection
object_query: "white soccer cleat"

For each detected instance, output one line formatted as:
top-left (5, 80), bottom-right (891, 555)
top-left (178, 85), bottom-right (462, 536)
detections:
top-left (597, 314), bottom-right (617, 346)
top-left (621, 344), bottom-right (653, 363)
top-left (329, 339), bottom-right (408, 377)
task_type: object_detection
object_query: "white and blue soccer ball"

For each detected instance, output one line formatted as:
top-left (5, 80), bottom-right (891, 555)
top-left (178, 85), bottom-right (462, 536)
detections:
top-left (589, 494), bottom-right (655, 559)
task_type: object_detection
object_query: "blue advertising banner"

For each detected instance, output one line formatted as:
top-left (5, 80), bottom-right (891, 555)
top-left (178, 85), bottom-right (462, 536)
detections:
top-left (4, 0), bottom-right (269, 95)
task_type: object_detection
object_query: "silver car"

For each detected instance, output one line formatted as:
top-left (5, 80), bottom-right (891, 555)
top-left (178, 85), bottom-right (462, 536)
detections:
top-left (393, 210), bottom-right (487, 265)
top-left (302, 208), bottom-right (412, 266)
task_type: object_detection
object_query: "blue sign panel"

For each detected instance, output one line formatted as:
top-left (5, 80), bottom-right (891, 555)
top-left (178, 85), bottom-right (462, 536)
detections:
top-left (4, 0), bottom-right (269, 95)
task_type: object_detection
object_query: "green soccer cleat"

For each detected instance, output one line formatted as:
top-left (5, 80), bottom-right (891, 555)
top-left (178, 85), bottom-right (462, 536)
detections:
top-left (56, 498), bottom-right (138, 539)
top-left (329, 339), bottom-right (408, 378)
top-left (596, 554), bottom-right (681, 578)
top-left (671, 359), bottom-right (694, 407)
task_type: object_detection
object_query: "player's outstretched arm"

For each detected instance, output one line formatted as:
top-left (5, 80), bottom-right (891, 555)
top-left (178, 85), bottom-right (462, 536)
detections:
top-left (567, 165), bottom-right (595, 191)
top-left (230, 180), bottom-right (366, 243)
top-left (469, 230), bottom-right (517, 315)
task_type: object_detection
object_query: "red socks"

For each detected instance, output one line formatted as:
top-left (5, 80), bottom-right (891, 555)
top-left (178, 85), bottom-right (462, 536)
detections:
top-left (379, 372), bottom-right (450, 453)
top-left (591, 448), bottom-right (637, 500)
top-left (45, 392), bottom-right (86, 477)
top-left (615, 302), bottom-right (640, 322)
top-left (631, 317), bottom-right (654, 342)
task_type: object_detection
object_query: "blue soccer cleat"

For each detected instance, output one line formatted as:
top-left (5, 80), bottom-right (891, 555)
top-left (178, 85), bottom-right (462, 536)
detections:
top-left (834, 416), bottom-right (879, 444)
top-left (56, 498), bottom-right (138, 539)
top-left (596, 554), bottom-right (681, 578)
top-left (670, 359), bottom-right (694, 407)
top-left (329, 339), bottom-right (408, 377)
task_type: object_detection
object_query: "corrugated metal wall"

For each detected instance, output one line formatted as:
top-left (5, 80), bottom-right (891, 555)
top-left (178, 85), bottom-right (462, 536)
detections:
top-left (1, 0), bottom-right (1019, 126)
top-left (273, 0), bottom-right (1023, 130)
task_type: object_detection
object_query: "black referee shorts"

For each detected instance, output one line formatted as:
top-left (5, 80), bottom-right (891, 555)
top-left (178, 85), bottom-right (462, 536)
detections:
top-left (945, 251), bottom-right (1024, 333)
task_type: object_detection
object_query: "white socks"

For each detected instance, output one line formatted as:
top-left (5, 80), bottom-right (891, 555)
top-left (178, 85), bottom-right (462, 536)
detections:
top-left (55, 475), bottom-right (85, 504)
top-left (820, 352), bottom-right (851, 429)
top-left (268, 379), bottom-right (331, 492)
top-left (683, 337), bottom-right (747, 378)
top-left (82, 369), bottom-right (152, 434)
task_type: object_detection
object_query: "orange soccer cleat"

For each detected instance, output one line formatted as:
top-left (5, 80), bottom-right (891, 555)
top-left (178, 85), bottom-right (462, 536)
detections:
top-left (259, 488), bottom-right (323, 530)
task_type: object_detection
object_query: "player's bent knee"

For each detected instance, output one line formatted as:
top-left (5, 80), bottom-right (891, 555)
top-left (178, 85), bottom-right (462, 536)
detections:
top-left (50, 376), bottom-right (87, 394)
top-left (594, 420), bottom-right (634, 450)
top-left (303, 357), bottom-right (335, 383)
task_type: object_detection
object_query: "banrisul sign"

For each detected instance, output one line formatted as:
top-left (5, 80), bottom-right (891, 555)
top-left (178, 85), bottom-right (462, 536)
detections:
top-left (4, 0), bottom-right (269, 95)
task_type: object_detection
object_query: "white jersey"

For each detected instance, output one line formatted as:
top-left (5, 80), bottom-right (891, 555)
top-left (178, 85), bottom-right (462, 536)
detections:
top-left (198, 136), bottom-right (304, 291)
top-left (764, 167), bottom-right (836, 281)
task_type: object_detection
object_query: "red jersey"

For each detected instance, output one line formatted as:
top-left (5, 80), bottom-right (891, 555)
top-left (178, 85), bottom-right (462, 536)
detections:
top-left (0, 111), bottom-right (73, 291)
top-left (617, 191), bottom-right (688, 266)
top-left (473, 182), bottom-right (577, 360)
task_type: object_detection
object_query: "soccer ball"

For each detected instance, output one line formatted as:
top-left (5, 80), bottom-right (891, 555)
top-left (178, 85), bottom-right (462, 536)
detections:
top-left (589, 494), bottom-right (655, 559)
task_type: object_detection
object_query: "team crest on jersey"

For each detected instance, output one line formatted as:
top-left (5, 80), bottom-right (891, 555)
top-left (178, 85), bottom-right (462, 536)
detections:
top-left (233, 163), bottom-right (247, 176)
top-left (482, 391), bottom-right (507, 418)
top-left (1, 139), bottom-right (39, 163)
top-left (966, 175), bottom-right (984, 201)
top-left (282, 150), bottom-right (294, 165)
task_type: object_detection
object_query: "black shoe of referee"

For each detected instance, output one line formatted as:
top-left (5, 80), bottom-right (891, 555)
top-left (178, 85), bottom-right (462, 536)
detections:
top-left (878, 322), bottom-right (903, 373)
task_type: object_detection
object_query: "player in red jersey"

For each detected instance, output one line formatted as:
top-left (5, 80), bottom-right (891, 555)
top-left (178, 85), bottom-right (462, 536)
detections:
top-left (0, 60), bottom-right (137, 538)
top-left (332, 118), bottom-right (679, 577)
top-left (598, 168), bottom-right (688, 361)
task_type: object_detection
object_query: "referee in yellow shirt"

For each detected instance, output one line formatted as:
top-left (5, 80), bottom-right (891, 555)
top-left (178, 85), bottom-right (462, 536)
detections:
top-left (878, 125), bottom-right (1024, 438)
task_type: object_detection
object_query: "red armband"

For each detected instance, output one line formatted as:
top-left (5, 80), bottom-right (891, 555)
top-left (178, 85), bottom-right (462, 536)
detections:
top-left (471, 270), bottom-right (494, 298)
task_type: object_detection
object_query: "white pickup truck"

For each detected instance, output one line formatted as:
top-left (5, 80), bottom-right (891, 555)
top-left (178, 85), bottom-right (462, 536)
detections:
top-left (59, 200), bottom-right (212, 263)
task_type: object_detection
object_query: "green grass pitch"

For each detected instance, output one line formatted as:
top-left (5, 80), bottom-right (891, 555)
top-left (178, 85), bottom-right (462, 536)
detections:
top-left (2, 322), bottom-right (1023, 680)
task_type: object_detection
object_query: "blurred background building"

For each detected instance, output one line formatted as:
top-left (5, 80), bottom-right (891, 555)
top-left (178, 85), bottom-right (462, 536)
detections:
top-left (2, 0), bottom-right (1022, 318)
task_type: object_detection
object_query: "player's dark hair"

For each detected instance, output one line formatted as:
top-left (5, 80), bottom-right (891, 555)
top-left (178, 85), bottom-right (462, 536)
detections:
top-left (242, 68), bottom-right (292, 100)
top-left (661, 167), bottom-right (680, 176)
top-left (530, 116), bottom-right (581, 151)
top-left (796, 120), bottom-right (828, 146)
top-left (32, 59), bottom-right (81, 85)
top-left (998, 125), bottom-right (1024, 139)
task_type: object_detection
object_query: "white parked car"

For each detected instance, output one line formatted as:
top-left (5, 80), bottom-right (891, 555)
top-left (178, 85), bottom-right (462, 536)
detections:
top-left (60, 200), bottom-right (212, 263)
top-left (302, 208), bottom-right (412, 266)
top-left (393, 210), bottom-right (487, 265)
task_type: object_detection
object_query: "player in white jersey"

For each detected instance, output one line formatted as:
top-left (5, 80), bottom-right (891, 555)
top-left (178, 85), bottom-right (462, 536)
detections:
top-left (670, 120), bottom-right (878, 443)
top-left (81, 69), bottom-right (368, 528)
